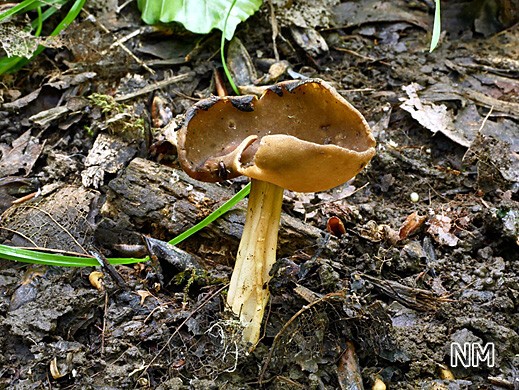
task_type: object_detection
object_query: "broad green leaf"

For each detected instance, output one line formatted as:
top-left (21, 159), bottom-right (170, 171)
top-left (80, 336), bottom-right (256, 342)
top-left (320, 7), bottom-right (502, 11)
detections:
top-left (138, 0), bottom-right (263, 40)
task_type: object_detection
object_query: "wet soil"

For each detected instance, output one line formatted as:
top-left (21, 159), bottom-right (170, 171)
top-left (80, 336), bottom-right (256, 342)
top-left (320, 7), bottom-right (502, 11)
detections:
top-left (0, 1), bottom-right (518, 389)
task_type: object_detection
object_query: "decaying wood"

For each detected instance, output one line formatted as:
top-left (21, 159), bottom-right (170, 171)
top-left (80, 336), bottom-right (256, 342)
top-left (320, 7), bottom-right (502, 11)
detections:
top-left (81, 133), bottom-right (138, 189)
top-left (1, 185), bottom-right (99, 253)
top-left (97, 158), bottom-right (336, 260)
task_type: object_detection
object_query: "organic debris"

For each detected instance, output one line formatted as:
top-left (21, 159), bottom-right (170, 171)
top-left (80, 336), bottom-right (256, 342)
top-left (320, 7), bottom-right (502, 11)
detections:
top-left (0, 1), bottom-right (518, 389)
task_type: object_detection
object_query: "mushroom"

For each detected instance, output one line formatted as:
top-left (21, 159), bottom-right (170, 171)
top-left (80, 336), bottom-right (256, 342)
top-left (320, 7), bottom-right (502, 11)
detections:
top-left (176, 79), bottom-right (376, 347)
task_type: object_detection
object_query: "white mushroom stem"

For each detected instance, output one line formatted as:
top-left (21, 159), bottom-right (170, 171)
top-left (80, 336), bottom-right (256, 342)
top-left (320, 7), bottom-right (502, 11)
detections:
top-left (227, 178), bottom-right (284, 347)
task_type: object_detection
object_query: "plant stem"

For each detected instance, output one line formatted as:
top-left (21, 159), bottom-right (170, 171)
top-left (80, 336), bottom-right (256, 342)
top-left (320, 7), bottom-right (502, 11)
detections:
top-left (227, 179), bottom-right (284, 347)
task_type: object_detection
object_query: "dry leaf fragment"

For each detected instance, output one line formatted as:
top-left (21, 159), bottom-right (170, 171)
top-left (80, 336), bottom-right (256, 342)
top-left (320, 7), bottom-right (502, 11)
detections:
top-left (400, 83), bottom-right (470, 147)
top-left (88, 271), bottom-right (104, 291)
top-left (49, 357), bottom-right (64, 379)
top-left (359, 220), bottom-right (399, 244)
top-left (427, 214), bottom-right (459, 247)
top-left (0, 130), bottom-right (44, 178)
top-left (337, 341), bottom-right (364, 390)
top-left (326, 216), bottom-right (346, 237)
top-left (439, 366), bottom-right (455, 380)
top-left (399, 211), bottom-right (427, 240)
top-left (136, 290), bottom-right (153, 305)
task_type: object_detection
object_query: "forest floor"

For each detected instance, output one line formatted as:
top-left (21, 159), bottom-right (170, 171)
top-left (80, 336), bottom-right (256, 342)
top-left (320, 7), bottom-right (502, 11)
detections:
top-left (0, 1), bottom-right (518, 389)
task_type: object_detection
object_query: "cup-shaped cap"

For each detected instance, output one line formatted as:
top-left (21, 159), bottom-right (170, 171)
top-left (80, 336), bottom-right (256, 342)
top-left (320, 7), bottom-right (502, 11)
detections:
top-left (177, 79), bottom-right (376, 192)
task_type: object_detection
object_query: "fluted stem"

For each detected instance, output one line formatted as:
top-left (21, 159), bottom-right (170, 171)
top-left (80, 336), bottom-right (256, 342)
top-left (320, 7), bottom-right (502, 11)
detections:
top-left (227, 179), bottom-right (284, 347)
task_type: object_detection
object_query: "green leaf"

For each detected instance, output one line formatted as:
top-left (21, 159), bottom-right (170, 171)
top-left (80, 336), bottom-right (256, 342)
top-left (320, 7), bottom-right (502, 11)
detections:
top-left (168, 182), bottom-right (250, 246)
top-left (138, 0), bottom-right (263, 40)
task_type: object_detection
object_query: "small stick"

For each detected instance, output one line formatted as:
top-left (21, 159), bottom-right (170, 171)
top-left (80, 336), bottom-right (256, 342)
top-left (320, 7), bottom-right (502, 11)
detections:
top-left (82, 9), bottom-right (155, 75)
top-left (114, 73), bottom-right (192, 102)
top-left (101, 291), bottom-right (108, 356)
top-left (337, 341), bottom-right (364, 390)
top-left (11, 191), bottom-right (39, 205)
top-left (267, 0), bottom-right (280, 61)
top-left (90, 251), bottom-right (128, 290)
top-left (214, 68), bottom-right (228, 97)
top-left (334, 47), bottom-right (391, 66)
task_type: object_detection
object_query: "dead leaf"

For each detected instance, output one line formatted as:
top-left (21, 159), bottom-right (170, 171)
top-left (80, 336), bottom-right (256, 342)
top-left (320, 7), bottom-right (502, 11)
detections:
top-left (399, 212), bottom-right (427, 240)
top-left (136, 290), bottom-right (153, 306)
top-left (0, 130), bottom-right (44, 178)
top-left (400, 83), bottom-right (469, 147)
top-left (326, 216), bottom-right (346, 237)
top-left (427, 214), bottom-right (459, 247)
top-left (89, 271), bottom-right (104, 291)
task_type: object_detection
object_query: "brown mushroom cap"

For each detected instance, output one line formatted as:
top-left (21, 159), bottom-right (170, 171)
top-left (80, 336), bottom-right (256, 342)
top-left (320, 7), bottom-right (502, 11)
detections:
top-left (177, 79), bottom-right (376, 193)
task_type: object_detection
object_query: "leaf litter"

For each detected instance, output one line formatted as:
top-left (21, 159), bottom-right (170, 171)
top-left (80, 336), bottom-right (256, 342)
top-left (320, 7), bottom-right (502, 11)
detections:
top-left (0, 0), bottom-right (518, 389)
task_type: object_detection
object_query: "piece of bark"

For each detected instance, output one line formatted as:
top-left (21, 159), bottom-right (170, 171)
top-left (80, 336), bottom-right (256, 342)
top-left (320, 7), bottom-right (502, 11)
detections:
top-left (81, 133), bottom-right (138, 189)
top-left (1, 184), bottom-right (100, 253)
top-left (97, 158), bottom-right (336, 261)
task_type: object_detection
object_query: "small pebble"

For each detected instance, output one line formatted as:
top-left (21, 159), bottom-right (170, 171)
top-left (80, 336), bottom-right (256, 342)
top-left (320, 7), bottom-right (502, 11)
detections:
top-left (410, 192), bottom-right (419, 203)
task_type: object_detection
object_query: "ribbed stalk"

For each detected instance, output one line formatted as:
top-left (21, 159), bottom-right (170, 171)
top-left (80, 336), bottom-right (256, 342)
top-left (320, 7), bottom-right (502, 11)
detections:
top-left (227, 179), bottom-right (284, 347)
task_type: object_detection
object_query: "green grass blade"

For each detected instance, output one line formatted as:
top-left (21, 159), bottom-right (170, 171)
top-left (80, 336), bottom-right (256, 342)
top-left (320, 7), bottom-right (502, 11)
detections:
top-left (0, 182), bottom-right (251, 266)
top-left (429, 0), bottom-right (441, 52)
top-left (169, 182), bottom-right (250, 246)
top-left (34, 6), bottom-right (43, 36)
top-left (0, 0), bottom-right (39, 22)
top-left (0, 244), bottom-right (145, 267)
top-left (49, 0), bottom-right (86, 36)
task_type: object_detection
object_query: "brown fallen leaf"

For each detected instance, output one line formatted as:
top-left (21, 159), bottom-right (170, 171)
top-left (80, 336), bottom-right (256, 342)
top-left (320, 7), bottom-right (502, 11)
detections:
top-left (136, 290), bottom-right (153, 306)
top-left (399, 211), bottom-right (427, 240)
top-left (0, 130), bottom-right (44, 177)
top-left (326, 216), bottom-right (346, 237)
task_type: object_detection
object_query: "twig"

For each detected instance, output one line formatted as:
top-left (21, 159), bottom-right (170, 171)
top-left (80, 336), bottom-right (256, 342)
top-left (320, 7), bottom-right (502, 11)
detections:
top-left (477, 105), bottom-right (494, 132)
top-left (337, 341), bottom-right (364, 390)
top-left (11, 190), bottom-right (39, 205)
top-left (214, 68), bottom-right (228, 97)
top-left (101, 291), bottom-right (108, 356)
top-left (462, 106), bottom-right (494, 162)
top-left (0, 227), bottom-right (38, 247)
top-left (488, 376), bottom-right (516, 389)
top-left (334, 47), bottom-right (391, 66)
top-left (114, 73), bottom-right (192, 102)
top-left (91, 251), bottom-right (128, 290)
top-left (267, 0), bottom-right (280, 61)
top-left (109, 28), bottom-right (142, 50)
top-left (81, 9), bottom-right (155, 75)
